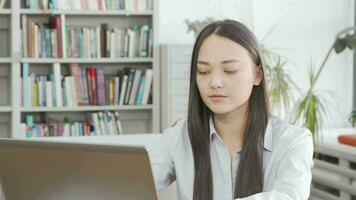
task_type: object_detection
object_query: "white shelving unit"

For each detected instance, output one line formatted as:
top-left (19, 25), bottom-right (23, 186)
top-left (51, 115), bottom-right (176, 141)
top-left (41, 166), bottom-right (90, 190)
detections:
top-left (0, 0), bottom-right (160, 138)
top-left (0, 107), bottom-right (11, 112)
top-left (21, 105), bottom-right (154, 112)
top-left (20, 57), bottom-right (153, 63)
top-left (19, 9), bottom-right (153, 16)
top-left (160, 44), bottom-right (192, 131)
top-left (0, 2), bottom-right (11, 138)
top-left (0, 9), bottom-right (11, 14)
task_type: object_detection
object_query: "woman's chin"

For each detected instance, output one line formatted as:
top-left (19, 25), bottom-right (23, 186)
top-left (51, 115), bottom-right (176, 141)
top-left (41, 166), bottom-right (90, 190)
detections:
top-left (208, 105), bottom-right (233, 114)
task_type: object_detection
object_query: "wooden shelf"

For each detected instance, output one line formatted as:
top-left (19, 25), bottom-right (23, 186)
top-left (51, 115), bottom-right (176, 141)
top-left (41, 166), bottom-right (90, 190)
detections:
top-left (20, 9), bottom-right (153, 16)
top-left (0, 106), bottom-right (11, 112)
top-left (0, 58), bottom-right (11, 63)
top-left (20, 58), bottom-right (153, 63)
top-left (21, 105), bottom-right (154, 112)
top-left (0, 9), bottom-right (11, 15)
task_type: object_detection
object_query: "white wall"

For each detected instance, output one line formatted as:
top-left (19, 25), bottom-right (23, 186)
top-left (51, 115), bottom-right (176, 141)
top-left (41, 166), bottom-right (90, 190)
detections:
top-left (158, 0), bottom-right (355, 128)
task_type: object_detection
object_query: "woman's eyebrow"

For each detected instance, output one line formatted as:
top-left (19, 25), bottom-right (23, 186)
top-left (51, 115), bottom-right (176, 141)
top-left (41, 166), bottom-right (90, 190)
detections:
top-left (197, 60), bottom-right (210, 65)
top-left (221, 59), bottom-right (240, 64)
top-left (197, 59), bottom-right (240, 65)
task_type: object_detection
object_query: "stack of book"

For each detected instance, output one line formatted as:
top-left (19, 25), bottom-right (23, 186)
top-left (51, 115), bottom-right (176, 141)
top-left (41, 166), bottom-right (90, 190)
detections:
top-left (66, 24), bottom-right (152, 58)
top-left (21, 15), bottom-right (153, 59)
top-left (21, 15), bottom-right (64, 58)
top-left (23, 0), bottom-right (153, 11)
top-left (22, 111), bottom-right (123, 138)
top-left (21, 63), bottom-right (153, 107)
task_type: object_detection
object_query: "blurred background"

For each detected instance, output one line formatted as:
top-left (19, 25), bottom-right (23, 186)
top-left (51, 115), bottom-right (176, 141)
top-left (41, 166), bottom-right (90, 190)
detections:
top-left (0, 0), bottom-right (355, 199)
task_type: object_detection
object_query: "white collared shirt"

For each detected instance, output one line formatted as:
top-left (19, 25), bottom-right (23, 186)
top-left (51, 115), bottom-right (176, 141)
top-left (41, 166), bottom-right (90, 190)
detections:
top-left (147, 117), bottom-right (314, 200)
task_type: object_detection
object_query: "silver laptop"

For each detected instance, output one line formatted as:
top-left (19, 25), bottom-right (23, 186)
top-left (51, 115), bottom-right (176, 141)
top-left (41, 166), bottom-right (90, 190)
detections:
top-left (0, 138), bottom-right (158, 200)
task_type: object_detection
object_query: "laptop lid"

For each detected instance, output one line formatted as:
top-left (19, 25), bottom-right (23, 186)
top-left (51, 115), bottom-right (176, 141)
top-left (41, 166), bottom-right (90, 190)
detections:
top-left (0, 138), bottom-right (158, 200)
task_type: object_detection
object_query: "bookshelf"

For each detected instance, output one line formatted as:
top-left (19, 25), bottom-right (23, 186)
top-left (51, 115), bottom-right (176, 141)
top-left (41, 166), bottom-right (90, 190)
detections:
top-left (0, 62), bottom-right (11, 138)
top-left (1, 0), bottom-right (160, 138)
top-left (0, 0), bottom-right (11, 137)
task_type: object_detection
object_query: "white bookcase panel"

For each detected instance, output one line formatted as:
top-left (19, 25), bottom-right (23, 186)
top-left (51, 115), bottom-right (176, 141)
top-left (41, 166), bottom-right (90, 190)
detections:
top-left (160, 44), bottom-right (193, 131)
top-left (1, 0), bottom-right (160, 138)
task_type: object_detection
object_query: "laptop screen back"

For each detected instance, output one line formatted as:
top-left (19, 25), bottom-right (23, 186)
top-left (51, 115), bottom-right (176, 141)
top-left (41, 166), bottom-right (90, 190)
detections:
top-left (0, 139), bottom-right (158, 200)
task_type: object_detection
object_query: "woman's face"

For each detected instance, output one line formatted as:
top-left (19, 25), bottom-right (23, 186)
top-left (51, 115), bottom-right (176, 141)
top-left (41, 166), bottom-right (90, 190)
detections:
top-left (196, 34), bottom-right (262, 115)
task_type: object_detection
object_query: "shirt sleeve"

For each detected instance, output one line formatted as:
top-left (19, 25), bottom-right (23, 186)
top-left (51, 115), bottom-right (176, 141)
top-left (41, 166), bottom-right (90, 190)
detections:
top-left (147, 127), bottom-right (178, 190)
top-left (236, 128), bottom-right (314, 200)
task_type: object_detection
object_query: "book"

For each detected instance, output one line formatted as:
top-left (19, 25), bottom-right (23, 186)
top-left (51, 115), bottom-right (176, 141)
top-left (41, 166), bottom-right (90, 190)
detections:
top-left (23, 17), bottom-right (62, 58)
top-left (21, 15), bottom-right (28, 57)
top-left (53, 63), bottom-right (63, 107)
top-left (135, 74), bottom-right (145, 105)
top-left (27, 0), bottom-right (152, 11)
top-left (70, 76), bottom-right (77, 107)
top-left (89, 67), bottom-right (98, 105)
top-left (50, 16), bottom-right (62, 58)
top-left (26, 115), bottom-right (34, 138)
top-left (129, 69), bottom-right (142, 105)
top-left (21, 64), bottom-right (150, 107)
top-left (141, 69), bottom-right (152, 105)
top-left (81, 67), bottom-right (89, 105)
top-left (124, 68), bottom-right (135, 104)
top-left (91, 113), bottom-right (101, 135)
top-left (114, 111), bottom-right (123, 134)
top-left (114, 77), bottom-right (120, 105)
top-left (29, 73), bottom-right (35, 106)
top-left (119, 75), bottom-right (128, 105)
top-left (64, 76), bottom-right (73, 107)
top-left (69, 63), bottom-right (83, 106)
top-left (96, 68), bottom-right (106, 105)
top-left (106, 112), bottom-right (115, 135)
top-left (22, 63), bottom-right (30, 107)
top-left (140, 25), bottom-right (149, 57)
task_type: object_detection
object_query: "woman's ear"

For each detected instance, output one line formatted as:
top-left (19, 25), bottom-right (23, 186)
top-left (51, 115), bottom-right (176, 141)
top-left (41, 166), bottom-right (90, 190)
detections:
top-left (253, 65), bottom-right (263, 86)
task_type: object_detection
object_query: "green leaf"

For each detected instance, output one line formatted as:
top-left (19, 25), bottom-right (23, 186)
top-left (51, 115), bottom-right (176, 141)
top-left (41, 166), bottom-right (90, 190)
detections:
top-left (345, 34), bottom-right (356, 49)
top-left (334, 38), bottom-right (347, 53)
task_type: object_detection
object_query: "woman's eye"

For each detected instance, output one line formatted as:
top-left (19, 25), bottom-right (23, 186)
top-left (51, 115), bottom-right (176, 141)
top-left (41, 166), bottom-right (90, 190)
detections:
top-left (225, 70), bottom-right (237, 74)
top-left (198, 71), bottom-right (209, 75)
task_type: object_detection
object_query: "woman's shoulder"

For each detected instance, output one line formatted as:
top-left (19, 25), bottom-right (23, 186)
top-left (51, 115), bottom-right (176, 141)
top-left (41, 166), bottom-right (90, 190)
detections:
top-left (164, 118), bottom-right (188, 134)
top-left (159, 118), bottom-right (189, 144)
top-left (270, 117), bottom-right (313, 149)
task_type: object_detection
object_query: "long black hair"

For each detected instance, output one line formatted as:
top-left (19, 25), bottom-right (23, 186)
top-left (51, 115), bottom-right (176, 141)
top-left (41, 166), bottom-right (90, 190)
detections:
top-left (187, 19), bottom-right (270, 199)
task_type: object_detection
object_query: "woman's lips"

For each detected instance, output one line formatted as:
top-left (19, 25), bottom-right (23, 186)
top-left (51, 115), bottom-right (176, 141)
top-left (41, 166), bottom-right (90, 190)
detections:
top-left (209, 95), bottom-right (227, 102)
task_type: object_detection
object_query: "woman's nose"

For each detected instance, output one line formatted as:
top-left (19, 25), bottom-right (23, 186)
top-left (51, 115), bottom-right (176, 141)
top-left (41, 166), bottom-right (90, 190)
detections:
top-left (209, 75), bottom-right (224, 89)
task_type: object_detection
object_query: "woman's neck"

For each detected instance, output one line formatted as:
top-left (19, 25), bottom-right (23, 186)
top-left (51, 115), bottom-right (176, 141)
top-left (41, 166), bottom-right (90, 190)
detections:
top-left (213, 102), bottom-right (248, 149)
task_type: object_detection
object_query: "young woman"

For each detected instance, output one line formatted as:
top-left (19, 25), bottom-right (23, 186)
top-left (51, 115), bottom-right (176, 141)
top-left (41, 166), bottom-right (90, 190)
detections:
top-left (148, 19), bottom-right (313, 200)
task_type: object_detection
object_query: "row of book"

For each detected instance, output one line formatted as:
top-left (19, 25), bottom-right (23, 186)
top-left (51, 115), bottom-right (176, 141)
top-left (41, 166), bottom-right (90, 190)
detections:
top-left (21, 15), bottom-right (153, 58)
top-left (22, 111), bottom-right (123, 138)
top-left (22, 15), bottom-right (63, 58)
top-left (66, 24), bottom-right (152, 58)
top-left (23, 0), bottom-right (153, 11)
top-left (21, 63), bottom-right (153, 107)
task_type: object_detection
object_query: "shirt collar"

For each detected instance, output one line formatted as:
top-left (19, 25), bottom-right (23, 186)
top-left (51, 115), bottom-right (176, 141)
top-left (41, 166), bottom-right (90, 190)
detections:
top-left (209, 115), bottom-right (273, 152)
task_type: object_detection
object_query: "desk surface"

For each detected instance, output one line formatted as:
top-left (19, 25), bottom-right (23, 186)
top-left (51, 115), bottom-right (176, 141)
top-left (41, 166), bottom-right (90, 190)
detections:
top-left (29, 134), bottom-right (161, 148)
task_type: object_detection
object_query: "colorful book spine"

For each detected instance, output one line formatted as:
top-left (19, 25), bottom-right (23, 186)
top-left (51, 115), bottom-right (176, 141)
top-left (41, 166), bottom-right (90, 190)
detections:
top-left (96, 68), bottom-right (106, 105)
top-left (22, 63), bottom-right (30, 107)
top-left (26, 115), bottom-right (34, 138)
top-left (141, 69), bottom-right (152, 105)
top-left (53, 63), bottom-right (63, 107)
top-left (135, 74), bottom-right (145, 105)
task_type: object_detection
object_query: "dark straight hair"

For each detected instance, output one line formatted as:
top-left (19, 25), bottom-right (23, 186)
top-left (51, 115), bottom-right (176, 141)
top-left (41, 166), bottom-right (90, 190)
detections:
top-left (187, 19), bottom-right (270, 199)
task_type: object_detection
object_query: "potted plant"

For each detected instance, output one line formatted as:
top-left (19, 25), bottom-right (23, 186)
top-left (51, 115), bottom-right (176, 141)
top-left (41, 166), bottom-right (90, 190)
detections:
top-left (292, 27), bottom-right (356, 143)
top-left (184, 17), bottom-right (215, 38)
top-left (262, 45), bottom-right (299, 119)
